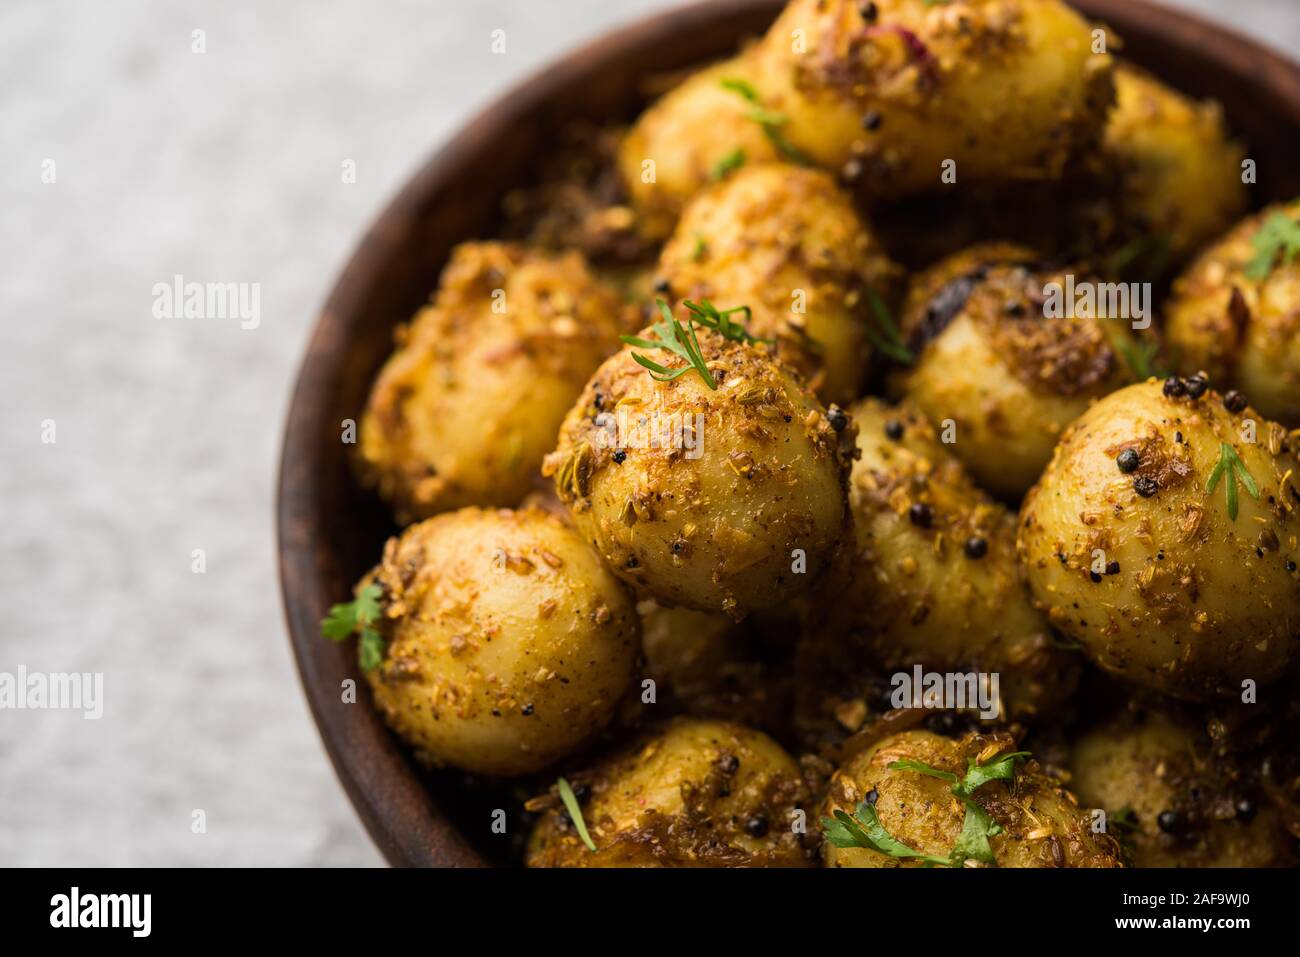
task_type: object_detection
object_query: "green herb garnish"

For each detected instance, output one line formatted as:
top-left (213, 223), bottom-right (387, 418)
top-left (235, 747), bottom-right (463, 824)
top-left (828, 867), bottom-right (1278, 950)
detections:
top-left (1109, 806), bottom-right (1140, 835)
top-left (621, 298), bottom-right (717, 389)
top-left (864, 287), bottom-right (914, 364)
top-left (557, 777), bottom-right (597, 852)
top-left (822, 801), bottom-right (953, 866)
top-left (321, 583), bottom-right (386, 671)
top-left (1206, 441), bottom-right (1259, 521)
top-left (710, 147), bottom-right (746, 181)
top-left (1114, 336), bottom-right (1168, 381)
top-left (1106, 234), bottom-right (1171, 283)
top-left (691, 232), bottom-right (708, 262)
top-left (1245, 213), bottom-right (1300, 281)
top-left (719, 78), bottom-right (810, 165)
top-left (682, 298), bottom-right (771, 345)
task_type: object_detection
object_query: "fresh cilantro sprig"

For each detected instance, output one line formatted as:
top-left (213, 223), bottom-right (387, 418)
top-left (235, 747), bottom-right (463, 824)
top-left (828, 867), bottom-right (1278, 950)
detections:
top-left (822, 801), bottom-right (953, 866)
top-left (719, 77), bottom-right (810, 165)
top-left (1245, 213), bottom-right (1300, 281)
top-left (557, 777), bottom-right (597, 853)
top-left (710, 147), bottom-right (746, 181)
top-left (864, 287), bottom-right (914, 364)
top-left (1206, 441), bottom-right (1259, 521)
top-left (621, 298), bottom-right (718, 389)
top-left (682, 298), bottom-right (771, 344)
top-left (321, 583), bottom-right (386, 671)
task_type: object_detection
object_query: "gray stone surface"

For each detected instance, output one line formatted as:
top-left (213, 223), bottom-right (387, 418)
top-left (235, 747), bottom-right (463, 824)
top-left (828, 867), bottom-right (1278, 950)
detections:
top-left (1, 0), bottom-right (1297, 867)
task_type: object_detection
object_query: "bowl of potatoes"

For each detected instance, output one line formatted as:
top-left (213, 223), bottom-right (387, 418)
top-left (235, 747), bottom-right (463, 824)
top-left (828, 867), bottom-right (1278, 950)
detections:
top-left (278, 0), bottom-right (1300, 868)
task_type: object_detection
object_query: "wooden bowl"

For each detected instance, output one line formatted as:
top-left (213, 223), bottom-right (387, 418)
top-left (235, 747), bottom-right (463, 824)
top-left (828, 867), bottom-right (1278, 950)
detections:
top-left (277, 0), bottom-right (1300, 867)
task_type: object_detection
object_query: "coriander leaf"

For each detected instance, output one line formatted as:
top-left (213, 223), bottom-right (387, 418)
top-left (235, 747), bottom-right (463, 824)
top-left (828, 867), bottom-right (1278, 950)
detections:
top-left (683, 298), bottom-right (771, 345)
top-left (821, 802), bottom-right (952, 866)
top-left (358, 627), bottom-right (385, 672)
top-left (950, 802), bottom-right (998, 866)
top-left (620, 299), bottom-right (717, 389)
top-left (557, 777), bottom-right (597, 852)
top-left (957, 751), bottom-right (1030, 797)
top-left (711, 147), bottom-right (746, 181)
top-left (1245, 213), bottom-right (1300, 281)
top-left (719, 77), bottom-right (758, 102)
top-left (321, 583), bottom-right (382, 641)
top-left (887, 758), bottom-right (958, 785)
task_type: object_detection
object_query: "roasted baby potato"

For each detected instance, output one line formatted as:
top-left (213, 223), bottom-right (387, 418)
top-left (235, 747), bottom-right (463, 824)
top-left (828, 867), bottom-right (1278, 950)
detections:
top-left (1165, 200), bottom-right (1300, 424)
top-left (526, 718), bottom-right (813, 867)
top-left (358, 242), bottom-right (627, 523)
top-left (895, 243), bottom-right (1141, 500)
top-left (544, 316), bottom-right (856, 618)
top-left (808, 399), bottom-right (1076, 723)
top-left (618, 53), bottom-right (780, 241)
top-left (752, 0), bottom-right (1113, 195)
top-left (658, 163), bottom-right (900, 405)
top-left (1018, 379), bottom-right (1300, 701)
top-left (1097, 62), bottom-right (1246, 268)
top-left (357, 506), bottom-right (640, 776)
top-left (1070, 706), bottom-right (1295, 868)
top-left (821, 729), bottom-right (1123, 868)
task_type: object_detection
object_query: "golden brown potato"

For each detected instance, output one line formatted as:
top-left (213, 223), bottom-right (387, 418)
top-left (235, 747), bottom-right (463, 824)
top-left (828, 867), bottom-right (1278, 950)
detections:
top-left (895, 243), bottom-right (1142, 500)
top-left (357, 242), bottom-right (627, 523)
top-left (1018, 380), bottom-right (1300, 701)
top-left (752, 0), bottom-right (1113, 196)
top-left (658, 163), bottom-right (900, 405)
top-left (357, 507), bottom-right (640, 776)
top-left (1097, 62), bottom-right (1246, 267)
top-left (807, 399), bottom-right (1076, 724)
top-left (1070, 707), bottom-right (1295, 868)
top-left (821, 729), bottom-right (1123, 868)
top-left (526, 718), bottom-right (813, 867)
top-left (544, 314), bottom-right (856, 618)
top-left (618, 53), bottom-right (780, 241)
top-left (1166, 200), bottom-right (1300, 424)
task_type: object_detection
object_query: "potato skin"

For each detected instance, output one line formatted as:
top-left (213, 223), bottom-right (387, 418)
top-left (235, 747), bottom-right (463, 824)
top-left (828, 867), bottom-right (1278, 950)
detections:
top-left (896, 243), bottom-right (1139, 500)
top-left (807, 399), bottom-right (1075, 724)
top-left (821, 730), bottom-right (1123, 868)
top-left (1070, 708), bottom-right (1296, 868)
top-left (358, 507), bottom-right (640, 776)
top-left (544, 319), bottom-right (856, 618)
top-left (1017, 381), bottom-right (1300, 701)
top-left (753, 0), bottom-right (1112, 196)
top-left (1166, 200), bottom-right (1300, 425)
top-left (618, 54), bottom-right (779, 241)
top-left (357, 242), bottom-right (627, 523)
top-left (658, 163), bottom-right (901, 405)
top-left (526, 718), bottom-right (813, 867)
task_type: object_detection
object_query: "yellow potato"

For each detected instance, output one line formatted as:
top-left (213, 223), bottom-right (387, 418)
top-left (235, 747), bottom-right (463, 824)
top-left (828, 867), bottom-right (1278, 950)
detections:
top-left (1018, 380), bottom-right (1300, 701)
top-left (1070, 707), bottom-right (1295, 868)
top-left (895, 243), bottom-right (1141, 500)
top-left (1166, 199), bottom-right (1300, 425)
top-left (807, 398), bottom-right (1076, 724)
top-left (658, 163), bottom-right (900, 405)
top-left (527, 718), bottom-right (813, 867)
top-left (544, 315), bottom-right (856, 618)
top-left (358, 242), bottom-right (627, 523)
top-left (358, 507), bottom-right (640, 776)
top-left (821, 729), bottom-right (1123, 868)
top-left (753, 0), bottom-right (1113, 195)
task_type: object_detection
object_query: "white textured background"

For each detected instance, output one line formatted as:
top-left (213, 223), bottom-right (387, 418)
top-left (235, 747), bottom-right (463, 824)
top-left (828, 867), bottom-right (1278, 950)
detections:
top-left (1, 0), bottom-right (1297, 867)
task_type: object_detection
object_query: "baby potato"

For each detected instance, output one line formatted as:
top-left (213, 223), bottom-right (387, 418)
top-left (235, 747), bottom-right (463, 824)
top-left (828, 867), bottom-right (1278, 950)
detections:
top-left (752, 0), bottom-right (1112, 196)
top-left (358, 506), bottom-right (640, 776)
top-left (527, 718), bottom-right (813, 867)
top-left (658, 163), bottom-right (901, 405)
top-left (1017, 380), bottom-right (1300, 701)
top-left (821, 729), bottom-right (1123, 868)
top-left (618, 53), bottom-right (780, 241)
top-left (895, 243), bottom-right (1140, 500)
top-left (809, 399), bottom-right (1076, 723)
top-left (1166, 200), bottom-right (1300, 424)
top-left (1070, 707), bottom-right (1295, 868)
top-left (544, 315), bottom-right (856, 618)
top-left (358, 242), bottom-right (627, 523)
top-left (1098, 62), bottom-right (1246, 268)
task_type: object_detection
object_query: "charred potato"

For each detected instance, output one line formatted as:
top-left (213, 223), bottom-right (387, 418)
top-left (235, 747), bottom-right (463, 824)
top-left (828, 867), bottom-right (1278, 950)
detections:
top-left (526, 718), bottom-right (813, 867)
top-left (358, 242), bottom-right (627, 522)
top-left (1017, 380), bottom-right (1300, 701)
top-left (1166, 200), bottom-right (1300, 424)
top-left (544, 316), bottom-right (856, 618)
top-left (752, 0), bottom-right (1113, 195)
top-left (895, 243), bottom-right (1141, 500)
top-left (1070, 707), bottom-right (1295, 868)
top-left (821, 729), bottom-right (1123, 868)
top-left (357, 507), bottom-right (640, 776)
top-left (808, 399), bottom-right (1076, 724)
top-left (658, 163), bottom-right (900, 405)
